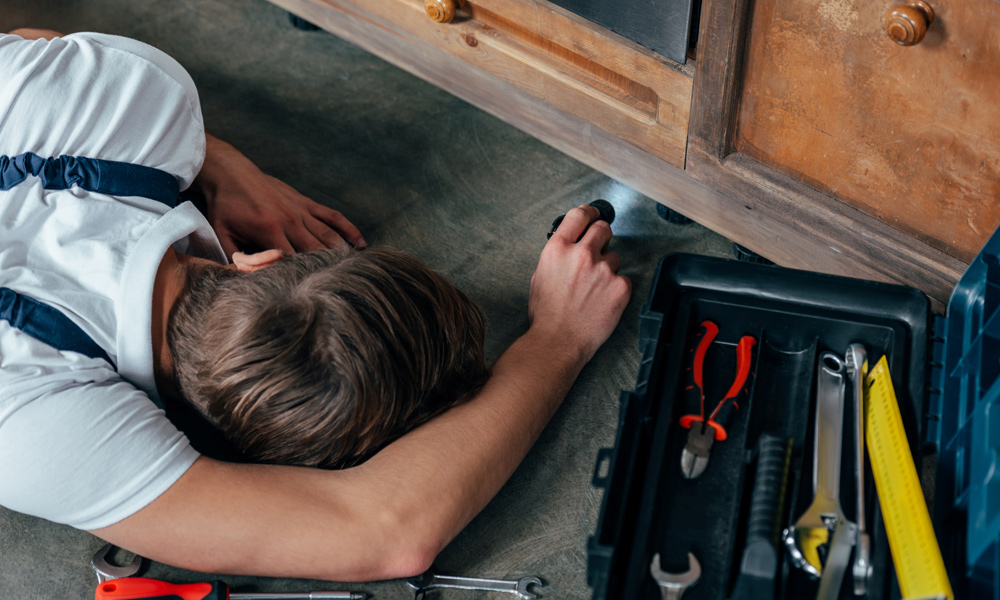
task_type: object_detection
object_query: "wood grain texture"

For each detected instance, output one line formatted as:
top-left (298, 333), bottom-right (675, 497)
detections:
top-left (271, 0), bottom-right (692, 168)
top-left (737, 0), bottom-right (1000, 262)
top-left (687, 147), bottom-right (964, 310)
top-left (687, 0), bottom-right (964, 308)
top-left (687, 0), bottom-right (754, 158)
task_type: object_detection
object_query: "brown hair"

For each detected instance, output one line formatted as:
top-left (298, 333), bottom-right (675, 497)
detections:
top-left (167, 246), bottom-right (489, 469)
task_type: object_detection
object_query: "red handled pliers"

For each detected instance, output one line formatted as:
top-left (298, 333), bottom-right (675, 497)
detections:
top-left (680, 320), bottom-right (757, 479)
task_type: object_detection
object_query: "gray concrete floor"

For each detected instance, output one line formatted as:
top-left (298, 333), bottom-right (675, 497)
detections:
top-left (0, 1), bottom-right (733, 598)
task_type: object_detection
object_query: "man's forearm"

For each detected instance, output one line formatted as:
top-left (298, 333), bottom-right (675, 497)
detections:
top-left (92, 328), bottom-right (590, 581)
top-left (354, 326), bottom-right (590, 556)
top-left (92, 204), bottom-right (625, 581)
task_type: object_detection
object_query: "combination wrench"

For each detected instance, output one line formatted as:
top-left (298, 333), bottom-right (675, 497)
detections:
top-left (406, 571), bottom-right (542, 599)
top-left (649, 552), bottom-right (701, 600)
top-left (846, 343), bottom-right (872, 596)
top-left (91, 543), bottom-right (142, 584)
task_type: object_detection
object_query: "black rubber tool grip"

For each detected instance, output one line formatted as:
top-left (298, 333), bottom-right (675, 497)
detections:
top-left (729, 434), bottom-right (792, 600)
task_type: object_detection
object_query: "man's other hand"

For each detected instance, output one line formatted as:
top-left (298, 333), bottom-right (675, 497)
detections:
top-left (196, 134), bottom-right (366, 260)
top-left (528, 204), bottom-right (632, 363)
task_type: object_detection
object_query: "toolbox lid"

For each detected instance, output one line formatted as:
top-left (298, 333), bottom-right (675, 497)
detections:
top-left (935, 224), bottom-right (1000, 594)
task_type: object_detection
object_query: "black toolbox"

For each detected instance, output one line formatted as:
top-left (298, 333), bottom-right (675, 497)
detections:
top-left (587, 227), bottom-right (1000, 599)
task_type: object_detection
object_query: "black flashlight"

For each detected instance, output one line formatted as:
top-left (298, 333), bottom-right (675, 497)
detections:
top-left (547, 199), bottom-right (616, 239)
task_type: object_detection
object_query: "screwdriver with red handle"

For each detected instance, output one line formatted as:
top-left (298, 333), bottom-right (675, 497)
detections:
top-left (95, 578), bottom-right (367, 600)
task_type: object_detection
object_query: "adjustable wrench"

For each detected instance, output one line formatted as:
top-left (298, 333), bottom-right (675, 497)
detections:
top-left (784, 352), bottom-right (850, 578)
top-left (406, 571), bottom-right (542, 599)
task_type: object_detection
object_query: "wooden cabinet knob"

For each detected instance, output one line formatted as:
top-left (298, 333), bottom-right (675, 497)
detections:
top-left (885, 1), bottom-right (935, 46)
top-left (425, 0), bottom-right (467, 23)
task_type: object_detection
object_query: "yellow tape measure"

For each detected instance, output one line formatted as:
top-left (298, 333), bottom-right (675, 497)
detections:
top-left (865, 356), bottom-right (953, 600)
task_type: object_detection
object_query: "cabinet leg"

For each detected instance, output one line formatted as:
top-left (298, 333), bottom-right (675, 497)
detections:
top-left (732, 243), bottom-right (773, 265)
top-left (656, 202), bottom-right (693, 225)
top-left (287, 12), bottom-right (320, 31)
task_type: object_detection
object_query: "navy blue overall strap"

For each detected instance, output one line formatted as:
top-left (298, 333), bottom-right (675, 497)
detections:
top-left (0, 152), bottom-right (178, 207)
top-left (0, 287), bottom-right (113, 365)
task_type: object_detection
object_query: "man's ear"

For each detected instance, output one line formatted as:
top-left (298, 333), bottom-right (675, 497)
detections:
top-left (232, 249), bottom-right (285, 272)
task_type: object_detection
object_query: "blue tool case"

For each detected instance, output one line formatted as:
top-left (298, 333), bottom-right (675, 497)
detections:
top-left (587, 226), bottom-right (1000, 599)
top-left (931, 227), bottom-right (1000, 598)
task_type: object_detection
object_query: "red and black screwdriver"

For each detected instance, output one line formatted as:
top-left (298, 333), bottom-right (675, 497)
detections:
top-left (95, 578), bottom-right (367, 600)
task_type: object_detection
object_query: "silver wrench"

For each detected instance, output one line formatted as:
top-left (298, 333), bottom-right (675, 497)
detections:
top-left (649, 552), bottom-right (701, 600)
top-left (406, 571), bottom-right (542, 599)
top-left (784, 352), bottom-right (848, 578)
top-left (846, 343), bottom-right (872, 596)
top-left (91, 543), bottom-right (143, 584)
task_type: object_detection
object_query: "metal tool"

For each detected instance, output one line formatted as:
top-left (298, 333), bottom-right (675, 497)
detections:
top-left (816, 518), bottom-right (859, 600)
top-left (728, 435), bottom-right (792, 600)
top-left (845, 342), bottom-right (872, 596)
top-left (95, 578), bottom-right (367, 599)
top-left (783, 351), bottom-right (847, 578)
top-left (93, 544), bottom-right (366, 599)
top-left (406, 571), bottom-right (542, 600)
top-left (649, 552), bottom-right (701, 600)
top-left (92, 544), bottom-right (142, 584)
top-left (680, 321), bottom-right (757, 479)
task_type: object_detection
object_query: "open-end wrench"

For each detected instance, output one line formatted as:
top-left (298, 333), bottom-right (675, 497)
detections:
top-left (91, 543), bottom-right (143, 584)
top-left (406, 571), bottom-right (542, 599)
top-left (650, 552), bottom-right (701, 600)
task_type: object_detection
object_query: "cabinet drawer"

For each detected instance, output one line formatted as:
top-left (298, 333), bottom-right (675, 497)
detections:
top-left (737, 0), bottom-right (1000, 262)
top-left (272, 0), bottom-right (694, 168)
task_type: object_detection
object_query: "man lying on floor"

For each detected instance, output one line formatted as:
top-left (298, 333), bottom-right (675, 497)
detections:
top-left (0, 28), bottom-right (631, 580)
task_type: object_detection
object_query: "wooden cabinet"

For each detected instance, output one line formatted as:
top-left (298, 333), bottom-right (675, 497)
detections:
top-left (273, 0), bottom-right (694, 168)
top-left (268, 0), bottom-right (996, 308)
top-left (737, 0), bottom-right (1000, 264)
top-left (684, 0), bottom-right (1000, 309)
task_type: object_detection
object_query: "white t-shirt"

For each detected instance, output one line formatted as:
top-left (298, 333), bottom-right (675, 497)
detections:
top-left (0, 32), bottom-right (225, 529)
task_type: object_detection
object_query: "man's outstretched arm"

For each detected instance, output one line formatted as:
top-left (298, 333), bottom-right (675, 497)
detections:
top-left (91, 205), bottom-right (630, 582)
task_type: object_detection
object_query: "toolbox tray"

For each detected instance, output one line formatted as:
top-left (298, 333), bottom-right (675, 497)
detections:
top-left (587, 253), bottom-right (933, 600)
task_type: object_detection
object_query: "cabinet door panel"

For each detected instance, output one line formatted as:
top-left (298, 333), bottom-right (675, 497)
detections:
top-left (737, 0), bottom-right (1000, 262)
top-left (272, 0), bottom-right (694, 169)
